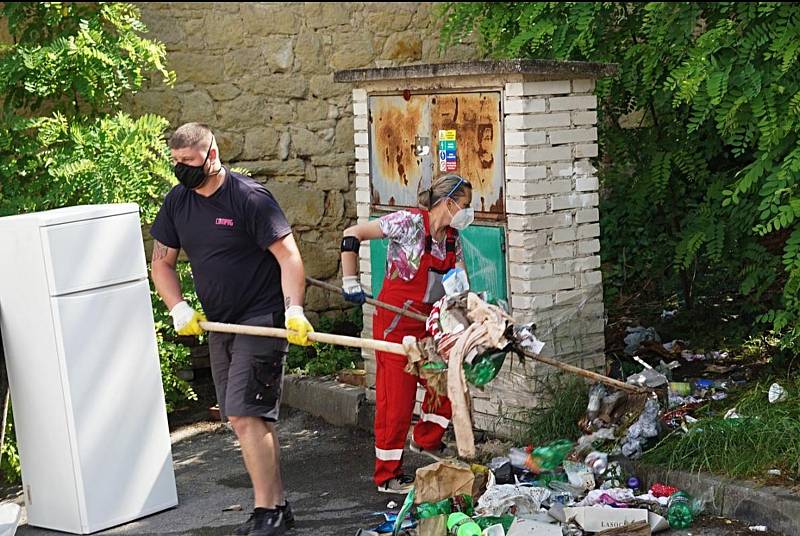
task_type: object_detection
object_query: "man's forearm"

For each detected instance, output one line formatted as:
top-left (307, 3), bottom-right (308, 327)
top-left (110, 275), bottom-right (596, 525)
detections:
top-left (280, 254), bottom-right (306, 309)
top-left (151, 263), bottom-right (184, 311)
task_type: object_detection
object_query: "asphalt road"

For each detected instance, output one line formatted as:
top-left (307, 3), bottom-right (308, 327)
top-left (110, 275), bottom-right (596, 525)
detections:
top-left (8, 408), bottom-right (784, 535)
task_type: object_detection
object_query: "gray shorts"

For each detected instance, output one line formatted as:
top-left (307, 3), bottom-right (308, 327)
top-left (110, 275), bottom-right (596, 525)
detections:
top-left (208, 312), bottom-right (287, 422)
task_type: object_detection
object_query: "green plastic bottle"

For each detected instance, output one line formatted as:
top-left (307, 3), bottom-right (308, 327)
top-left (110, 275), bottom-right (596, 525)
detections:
top-left (528, 439), bottom-right (573, 472)
top-left (464, 350), bottom-right (507, 386)
top-left (667, 491), bottom-right (694, 529)
top-left (474, 516), bottom-right (515, 532)
top-left (446, 512), bottom-right (482, 536)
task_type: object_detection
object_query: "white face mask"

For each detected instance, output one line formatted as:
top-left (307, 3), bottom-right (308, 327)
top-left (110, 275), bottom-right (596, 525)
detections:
top-left (447, 200), bottom-right (475, 230)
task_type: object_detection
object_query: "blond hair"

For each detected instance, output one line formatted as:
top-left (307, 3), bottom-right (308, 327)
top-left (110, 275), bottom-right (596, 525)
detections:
top-left (417, 174), bottom-right (472, 210)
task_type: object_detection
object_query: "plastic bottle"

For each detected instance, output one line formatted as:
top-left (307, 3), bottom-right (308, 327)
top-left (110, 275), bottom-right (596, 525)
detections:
top-left (586, 384), bottom-right (606, 420)
top-left (527, 439), bottom-right (574, 472)
top-left (464, 350), bottom-right (507, 387)
top-left (584, 451), bottom-right (609, 475)
top-left (667, 491), bottom-right (694, 529)
top-left (446, 512), bottom-right (481, 536)
top-left (508, 447), bottom-right (529, 469)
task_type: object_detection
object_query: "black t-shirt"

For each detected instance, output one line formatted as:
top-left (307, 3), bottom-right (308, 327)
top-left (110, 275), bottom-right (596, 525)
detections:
top-left (150, 168), bottom-right (292, 323)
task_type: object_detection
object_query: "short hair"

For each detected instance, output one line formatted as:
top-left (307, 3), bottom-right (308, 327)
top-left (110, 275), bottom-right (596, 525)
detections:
top-left (169, 122), bottom-right (212, 150)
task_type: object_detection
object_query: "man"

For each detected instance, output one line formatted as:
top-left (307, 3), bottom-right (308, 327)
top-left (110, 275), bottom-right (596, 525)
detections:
top-left (151, 122), bottom-right (313, 536)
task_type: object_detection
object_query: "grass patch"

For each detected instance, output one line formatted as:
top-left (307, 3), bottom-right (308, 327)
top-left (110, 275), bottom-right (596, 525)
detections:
top-left (512, 374), bottom-right (590, 446)
top-left (644, 376), bottom-right (800, 480)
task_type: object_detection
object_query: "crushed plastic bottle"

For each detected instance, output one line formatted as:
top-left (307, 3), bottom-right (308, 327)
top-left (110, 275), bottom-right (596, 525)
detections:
top-left (667, 491), bottom-right (694, 529)
top-left (528, 439), bottom-right (573, 472)
top-left (584, 451), bottom-right (609, 475)
top-left (464, 350), bottom-right (507, 387)
top-left (473, 516), bottom-right (514, 532)
top-left (508, 447), bottom-right (529, 469)
top-left (446, 512), bottom-right (481, 536)
top-left (587, 384), bottom-right (607, 420)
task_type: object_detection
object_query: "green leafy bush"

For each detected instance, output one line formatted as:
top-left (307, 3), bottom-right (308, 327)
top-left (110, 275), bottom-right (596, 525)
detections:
top-left (439, 2), bottom-right (800, 351)
top-left (0, 2), bottom-right (183, 484)
top-left (0, 2), bottom-right (175, 220)
top-left (1, 409), bottom-right (20, 486)
top-left (287, 308), bottom-right (364, 376)
top-left (150, 262), bottom-right (200, 412)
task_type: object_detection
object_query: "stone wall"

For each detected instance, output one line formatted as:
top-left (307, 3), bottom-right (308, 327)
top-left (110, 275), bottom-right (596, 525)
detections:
top-left (133, 2), bottom-right (476, 320)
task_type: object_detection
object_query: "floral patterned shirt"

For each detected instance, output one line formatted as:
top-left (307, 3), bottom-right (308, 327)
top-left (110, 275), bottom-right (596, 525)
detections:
top-left (378, 210), bottom-right (464, 281)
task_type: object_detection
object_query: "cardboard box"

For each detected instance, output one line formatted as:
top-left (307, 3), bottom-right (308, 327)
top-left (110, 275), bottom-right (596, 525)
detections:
top-left (507, 518), bottom-right (563, 535)
top-left (564, 507), bottom-right (649, 532)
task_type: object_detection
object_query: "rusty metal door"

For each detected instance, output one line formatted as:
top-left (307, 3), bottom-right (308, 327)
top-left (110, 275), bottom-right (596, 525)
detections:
top-left (369, 92), bottom-right (504, 217)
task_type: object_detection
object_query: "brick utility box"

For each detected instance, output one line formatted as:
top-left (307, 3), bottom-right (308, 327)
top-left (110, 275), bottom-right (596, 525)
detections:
top-left (334, 59), bottom-right (618, 436)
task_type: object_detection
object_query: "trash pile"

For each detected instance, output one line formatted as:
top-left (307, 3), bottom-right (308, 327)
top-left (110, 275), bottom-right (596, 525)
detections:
top-left (615, 323), bottom-right (763, 434)
top-left (354, 315), bottom-right (779, 535)
top-left (356, 442), bottom-right (709, 535)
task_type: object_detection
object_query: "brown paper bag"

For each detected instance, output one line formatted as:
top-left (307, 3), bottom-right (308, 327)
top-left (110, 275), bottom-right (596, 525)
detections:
top-left (417, 515), bottom-right (447, 536)
top-left (414, 460), bottom-right (475, 504)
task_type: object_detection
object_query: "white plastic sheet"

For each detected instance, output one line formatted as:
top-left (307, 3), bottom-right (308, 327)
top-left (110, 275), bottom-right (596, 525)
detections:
top-left (0, 503), bottom-right (21, 536)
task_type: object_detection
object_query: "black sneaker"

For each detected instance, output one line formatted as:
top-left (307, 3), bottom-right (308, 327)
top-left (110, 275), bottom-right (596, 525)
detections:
top-left (246, 508), bottom-right (287, 536)
top-left (235, 503), bottom-right (294, 535)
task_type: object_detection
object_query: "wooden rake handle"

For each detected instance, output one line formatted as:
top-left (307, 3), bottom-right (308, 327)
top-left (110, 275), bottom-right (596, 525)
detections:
top-left (199, 321), bottom-right (408, 356)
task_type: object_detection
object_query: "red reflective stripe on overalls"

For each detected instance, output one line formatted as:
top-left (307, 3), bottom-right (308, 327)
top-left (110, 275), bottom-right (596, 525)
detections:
top-left (372, 208), bottom-right (457, 486)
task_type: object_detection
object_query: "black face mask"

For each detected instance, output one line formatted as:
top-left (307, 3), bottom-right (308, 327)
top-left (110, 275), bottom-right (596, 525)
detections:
top-left (174, 138), bottom-right (213, 189)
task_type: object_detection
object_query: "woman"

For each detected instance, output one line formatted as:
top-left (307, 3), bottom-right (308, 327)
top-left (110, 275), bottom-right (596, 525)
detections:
top-left (339, 174), bottom-right (474, 494)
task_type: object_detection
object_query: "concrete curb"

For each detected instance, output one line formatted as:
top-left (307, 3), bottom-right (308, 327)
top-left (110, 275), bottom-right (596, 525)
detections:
top-left (629, 463), bottom-right (800, 536)
top-left (282, 375), bottom-right (369, 429)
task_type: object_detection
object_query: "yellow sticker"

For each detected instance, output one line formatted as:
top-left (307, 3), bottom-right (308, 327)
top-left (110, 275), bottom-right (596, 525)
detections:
top-left (439, 129), bottom-right (456, 141)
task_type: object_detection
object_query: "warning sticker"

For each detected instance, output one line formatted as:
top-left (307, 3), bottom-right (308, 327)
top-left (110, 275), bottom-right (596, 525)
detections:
top-left (438, 130), bottom-right (457, 172)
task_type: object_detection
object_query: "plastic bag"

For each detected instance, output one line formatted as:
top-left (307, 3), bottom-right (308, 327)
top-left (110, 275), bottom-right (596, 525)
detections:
top-left (529, 440), bottom-right (573, 472)
top-left (443, 268), bottom-right (470, 296)
top-left (563, 460), bottom-right (595, 491)
top-left (475, 484), bottom-right (550, 517)
top-left (621, 399), bottom-right (660, 459)
top-left (0, 504), bottom-right (21, 536)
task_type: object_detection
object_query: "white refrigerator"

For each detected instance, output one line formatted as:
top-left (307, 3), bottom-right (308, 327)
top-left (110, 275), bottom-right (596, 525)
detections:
top-left (0, 204), bottom-right (178, 534)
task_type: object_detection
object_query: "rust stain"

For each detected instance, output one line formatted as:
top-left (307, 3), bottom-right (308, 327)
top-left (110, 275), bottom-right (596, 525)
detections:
top-left (489, 186), bottom-right (504, 213)
top-left (431, 93), bottom-right (502, 213)
top-left (374, 96), bottom-right (424, 195)
top-left (403, 89), bottom-right (411, 101)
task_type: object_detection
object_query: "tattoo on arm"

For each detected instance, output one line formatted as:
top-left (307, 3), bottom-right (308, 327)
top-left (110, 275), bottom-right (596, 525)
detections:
top-left (153, 241), bottom-right (169, 262)
top-left (284, 297), bottom-right (292, 309)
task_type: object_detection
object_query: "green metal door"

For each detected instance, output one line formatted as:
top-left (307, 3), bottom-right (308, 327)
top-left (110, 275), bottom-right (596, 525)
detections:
top-left (369, 223), bottom-right (507, 302)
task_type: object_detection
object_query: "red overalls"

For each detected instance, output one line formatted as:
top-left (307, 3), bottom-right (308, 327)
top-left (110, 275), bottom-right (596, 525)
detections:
top-left (372, 209), bottom-right (456, 486)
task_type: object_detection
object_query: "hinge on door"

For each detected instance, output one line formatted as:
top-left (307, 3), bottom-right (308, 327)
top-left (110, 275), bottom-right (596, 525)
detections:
top-left (500, 232), bottom-right (506, 253)
top-left (27, 485), bottom-right (32, 505)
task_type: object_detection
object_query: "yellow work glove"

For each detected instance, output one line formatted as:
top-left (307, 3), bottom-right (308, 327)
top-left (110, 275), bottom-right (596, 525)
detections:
top-left (285, 305), bottom-right (313, 346)
top-left (169, 301), bottom-right (206, 336)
